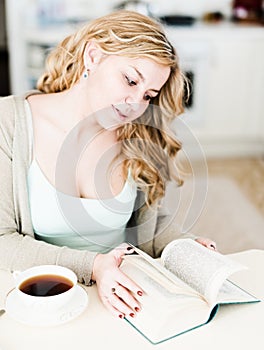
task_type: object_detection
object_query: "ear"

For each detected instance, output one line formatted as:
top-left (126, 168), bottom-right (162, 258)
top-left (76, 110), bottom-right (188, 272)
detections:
top-left (83, 41), bottom-right (104, 72)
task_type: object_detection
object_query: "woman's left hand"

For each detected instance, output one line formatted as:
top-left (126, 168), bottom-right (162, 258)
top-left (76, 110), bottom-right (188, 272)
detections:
top-left (91, 243), bottom-right (143, 319)
top-left (195, 237), bottom-right (217, 251)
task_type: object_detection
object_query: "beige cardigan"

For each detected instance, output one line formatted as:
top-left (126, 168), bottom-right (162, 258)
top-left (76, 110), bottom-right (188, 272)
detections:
top-left (0, 92), bottom-right (194, 284)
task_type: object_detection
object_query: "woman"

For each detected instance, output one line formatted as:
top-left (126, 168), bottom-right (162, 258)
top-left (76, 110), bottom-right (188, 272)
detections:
top-left (0, 10), bottom-right (216, 319)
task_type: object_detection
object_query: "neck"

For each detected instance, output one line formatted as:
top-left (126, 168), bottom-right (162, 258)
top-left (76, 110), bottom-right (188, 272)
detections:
top-left (57, 87), bottom-right (98, 129)
top-left (33, 86), bottom-right (104, 138)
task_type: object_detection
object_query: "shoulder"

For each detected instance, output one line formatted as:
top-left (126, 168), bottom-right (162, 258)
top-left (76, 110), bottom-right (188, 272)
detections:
top-left (0, 90), bottom-right (41, 121)
top-left (0, 94), bottom-right (16, 117)
top-left (0, 91), bottom-right (41, 151)
top-left (0, 94), bottom-right (25, 138)
top-left (0, 95), bottom-right (17, 140)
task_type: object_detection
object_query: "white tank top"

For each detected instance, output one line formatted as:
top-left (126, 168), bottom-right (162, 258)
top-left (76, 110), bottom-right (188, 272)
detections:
top-left (25, 100), bottom-right (137, 253)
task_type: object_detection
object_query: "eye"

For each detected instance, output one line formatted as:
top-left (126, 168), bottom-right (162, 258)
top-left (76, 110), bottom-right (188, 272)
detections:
top-left (125, 75), bottom-right (137, 86)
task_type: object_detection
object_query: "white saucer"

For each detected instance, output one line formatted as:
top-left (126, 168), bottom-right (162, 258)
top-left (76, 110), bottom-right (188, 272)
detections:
top-left (5, 285), bottom-right (88, 327)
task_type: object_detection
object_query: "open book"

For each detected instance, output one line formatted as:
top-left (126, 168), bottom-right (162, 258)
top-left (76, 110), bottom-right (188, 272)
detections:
top-left (120, 239), bottom-right (260, 344)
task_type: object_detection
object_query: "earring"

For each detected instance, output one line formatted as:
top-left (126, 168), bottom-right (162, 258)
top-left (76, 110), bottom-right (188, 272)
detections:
top-left (83, 69), bottom-right (89, 78)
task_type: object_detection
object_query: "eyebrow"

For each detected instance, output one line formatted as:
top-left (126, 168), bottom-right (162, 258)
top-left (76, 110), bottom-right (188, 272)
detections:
top-left (130, 66), bottom-right (160, 93)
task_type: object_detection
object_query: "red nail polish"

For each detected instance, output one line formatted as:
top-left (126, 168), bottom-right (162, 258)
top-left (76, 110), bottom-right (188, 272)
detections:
top-left (119, 314), bottom-right (124, 319)
top-left (129, 313), bottom-right (135, 318)
top-left (135, 307), bottom-right (140, 312)
top-left (137, 291), bottom-right (143, 296)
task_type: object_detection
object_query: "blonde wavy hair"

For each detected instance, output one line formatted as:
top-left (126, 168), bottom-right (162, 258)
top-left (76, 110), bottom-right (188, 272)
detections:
top-left (37, 10), bottom-right (186, 207)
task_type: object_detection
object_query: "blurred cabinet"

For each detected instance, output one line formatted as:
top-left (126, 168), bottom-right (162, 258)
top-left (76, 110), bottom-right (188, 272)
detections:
top-left (200, 36), bottom-right (264, 156)
top-left (167, 24), bottom-right (264, 157)
top-left (205, 39), bottom-right (264, 137)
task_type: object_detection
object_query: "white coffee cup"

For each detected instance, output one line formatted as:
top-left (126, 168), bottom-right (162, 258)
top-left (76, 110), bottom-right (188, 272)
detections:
top-left (13, 265), bottom-right (77, 312)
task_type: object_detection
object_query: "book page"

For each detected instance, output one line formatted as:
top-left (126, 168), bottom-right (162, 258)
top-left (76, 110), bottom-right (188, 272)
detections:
top-left (122, 255), bottom-right (200, 299)
top-left (161, 239), bottom-right (246, 304)
top-left (125, 245), bottom-right (204, 297)
top-left (217, 280), bottom-right (259, 304)
top-left (121, 257), bottom-right (211, 344)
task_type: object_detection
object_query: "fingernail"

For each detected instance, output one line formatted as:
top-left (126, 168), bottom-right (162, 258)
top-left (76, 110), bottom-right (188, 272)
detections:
top-left (129, 313), bottom-right (135, 318)
top-left (137, 291), bottom-right (143, 296)
top-left (119, 314), bottom-right (124, 319)
top-left (127, 246), bottom-right (133, 251)
top-left (135, 307), bottom-right (140, 312)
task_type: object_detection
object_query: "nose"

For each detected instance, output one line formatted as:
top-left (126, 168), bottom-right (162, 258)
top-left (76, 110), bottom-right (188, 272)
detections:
top-left (125, 93), bottom-right (148, 114)
top-left (125, 97), bottom-right (139, 110)
top-left (125, 89), bottom-right (148, 105)
top-left (125, 99), bottom-right (140, 112)
top-left (122, 98), bottom-right (148, 121)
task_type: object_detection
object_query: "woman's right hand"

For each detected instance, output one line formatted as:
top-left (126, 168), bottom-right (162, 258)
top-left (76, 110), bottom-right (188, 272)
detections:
top-left (92, 244), bottom-right (144, 319)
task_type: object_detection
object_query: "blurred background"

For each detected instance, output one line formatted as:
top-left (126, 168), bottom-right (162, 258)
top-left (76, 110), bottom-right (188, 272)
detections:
top-left (0, 0), bottom-right (263, 253)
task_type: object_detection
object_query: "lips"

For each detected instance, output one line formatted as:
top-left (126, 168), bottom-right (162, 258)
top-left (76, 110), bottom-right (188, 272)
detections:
top-left (113, 106), bottom-right (128, 122)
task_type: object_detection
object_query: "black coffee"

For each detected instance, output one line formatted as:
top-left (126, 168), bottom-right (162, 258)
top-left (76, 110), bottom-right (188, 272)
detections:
top-left (19, 274), bottom-right (74, 297)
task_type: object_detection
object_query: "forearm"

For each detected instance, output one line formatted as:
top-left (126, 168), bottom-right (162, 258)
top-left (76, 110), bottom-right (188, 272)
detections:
top-left (0, 232), bottom-right (97, 285)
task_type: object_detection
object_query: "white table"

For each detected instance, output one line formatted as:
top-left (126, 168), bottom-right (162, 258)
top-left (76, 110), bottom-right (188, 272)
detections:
top-left (0, 249), bottom-right (263, 350)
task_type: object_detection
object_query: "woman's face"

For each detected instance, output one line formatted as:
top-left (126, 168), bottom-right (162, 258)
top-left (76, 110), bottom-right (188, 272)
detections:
top-left (82, 48), bottom-right (170, 129)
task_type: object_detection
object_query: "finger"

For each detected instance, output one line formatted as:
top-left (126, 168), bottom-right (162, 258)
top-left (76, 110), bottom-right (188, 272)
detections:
top-left (204, 242), bottom-right (217, 251)
top-left (113, 285), bottom-right (142, 312)
top-left (209, 242), bottom-right (217, 251)
top-left (203, 239), bottom-right (217, 250)
top-left (116, 243), bottom-right (134, 254)
top-left (108, 293), bottom-right (137, 318)
top-left (101, 295), bottom-right (125, 319)
top-left (111, 244), bottom-right (134, 262)
top-left (116, 270), bottom-right (144, 297)
top-left (196, 237), bottom-right (217, 251)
